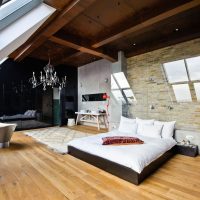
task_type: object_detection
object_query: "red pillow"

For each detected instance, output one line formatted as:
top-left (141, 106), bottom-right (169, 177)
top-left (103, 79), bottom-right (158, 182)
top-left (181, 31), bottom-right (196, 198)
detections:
top-left (102, 136), bottom-right (144, 145)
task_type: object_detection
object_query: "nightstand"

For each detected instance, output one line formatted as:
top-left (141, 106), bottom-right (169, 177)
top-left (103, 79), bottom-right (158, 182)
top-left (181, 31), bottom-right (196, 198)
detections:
top-left (176, 144), bottom-right (198, 157)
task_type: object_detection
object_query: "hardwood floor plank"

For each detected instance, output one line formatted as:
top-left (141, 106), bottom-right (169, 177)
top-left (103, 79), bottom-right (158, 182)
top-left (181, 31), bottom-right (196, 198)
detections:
top-left (0, 185), bottom-right (10, 200)
top-left (68, 125), bottom-right (108, 134)
top-left (148, 177), bottom-right (200, 199)
top-left (0, 126), bottom-right (199, 200)
top-left (0, 150), bottom-right (69, 200)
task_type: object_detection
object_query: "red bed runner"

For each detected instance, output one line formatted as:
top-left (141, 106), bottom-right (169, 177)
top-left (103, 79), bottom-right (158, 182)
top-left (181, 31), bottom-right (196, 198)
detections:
top-left (102, 136), bottom-right (144, 145)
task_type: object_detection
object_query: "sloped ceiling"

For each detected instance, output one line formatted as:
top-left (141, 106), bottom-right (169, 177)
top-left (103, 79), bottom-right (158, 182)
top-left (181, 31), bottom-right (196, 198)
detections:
top-left (7, 0), bottom-right (200, 67)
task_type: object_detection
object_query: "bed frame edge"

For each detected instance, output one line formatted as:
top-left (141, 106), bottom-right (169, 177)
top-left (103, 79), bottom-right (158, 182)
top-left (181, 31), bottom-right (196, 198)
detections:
top-left (68, 145), bottom-right (176, 185)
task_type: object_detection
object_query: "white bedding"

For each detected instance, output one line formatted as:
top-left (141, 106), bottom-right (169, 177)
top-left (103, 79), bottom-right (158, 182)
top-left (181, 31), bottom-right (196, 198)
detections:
top-left (68, 130), bottom-right (176, 174)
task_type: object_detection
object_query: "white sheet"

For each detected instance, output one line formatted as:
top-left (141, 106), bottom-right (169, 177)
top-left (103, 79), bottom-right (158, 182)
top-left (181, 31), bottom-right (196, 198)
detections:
top-left (68, 130), bottom-right (176, 174)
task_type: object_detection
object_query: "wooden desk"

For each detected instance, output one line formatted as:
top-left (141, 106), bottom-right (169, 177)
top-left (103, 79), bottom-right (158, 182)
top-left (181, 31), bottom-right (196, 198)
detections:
top-left (75, 112), bottom-right (108, 130)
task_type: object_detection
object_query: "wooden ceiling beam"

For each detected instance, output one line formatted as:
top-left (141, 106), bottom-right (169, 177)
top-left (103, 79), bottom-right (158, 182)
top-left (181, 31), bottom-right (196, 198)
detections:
top-left (92, 0), bottom-right (200, 48)
top-left (14, 0), bottom-right (96, 61)
top-left (49, 36), bottom-right (116, 62)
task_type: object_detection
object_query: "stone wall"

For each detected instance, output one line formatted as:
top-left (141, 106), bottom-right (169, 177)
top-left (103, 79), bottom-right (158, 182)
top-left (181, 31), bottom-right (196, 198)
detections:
top-left (127, 38), bottom-right (200, 131)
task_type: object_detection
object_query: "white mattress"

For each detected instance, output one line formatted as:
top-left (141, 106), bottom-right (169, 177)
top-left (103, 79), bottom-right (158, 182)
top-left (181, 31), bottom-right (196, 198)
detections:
top-left (68, 130), bottom-right (176, 173)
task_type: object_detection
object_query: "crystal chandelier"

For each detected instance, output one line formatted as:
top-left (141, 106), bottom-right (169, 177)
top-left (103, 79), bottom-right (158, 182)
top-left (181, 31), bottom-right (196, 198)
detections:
top-left (30, 58), bottom-right (66, 91)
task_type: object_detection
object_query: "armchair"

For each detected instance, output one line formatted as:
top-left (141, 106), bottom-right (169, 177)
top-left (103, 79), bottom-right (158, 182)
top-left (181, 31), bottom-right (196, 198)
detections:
top-left (0, 123), bottom-right (16, 148)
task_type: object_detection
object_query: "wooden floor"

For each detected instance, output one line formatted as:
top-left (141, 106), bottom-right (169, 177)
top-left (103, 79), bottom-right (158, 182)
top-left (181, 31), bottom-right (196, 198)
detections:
top-left (68, 125), bottom-right (108, 134)
top-left (0, 126), bottom-right (200, 200)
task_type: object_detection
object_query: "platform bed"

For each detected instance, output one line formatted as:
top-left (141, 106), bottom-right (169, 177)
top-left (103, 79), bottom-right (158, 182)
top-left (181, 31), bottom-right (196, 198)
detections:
top-left (68, 145), bottom-right (176, 185)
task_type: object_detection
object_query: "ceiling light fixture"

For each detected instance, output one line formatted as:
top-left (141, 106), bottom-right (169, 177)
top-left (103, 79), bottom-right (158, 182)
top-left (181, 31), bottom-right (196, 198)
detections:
top-left (29, 57), bottom-right (66, 91)
top-left (175, 28), bottom-right (179, 32)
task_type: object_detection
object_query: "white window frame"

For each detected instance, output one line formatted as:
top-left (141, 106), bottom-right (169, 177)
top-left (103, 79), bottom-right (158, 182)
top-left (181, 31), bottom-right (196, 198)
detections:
top-left (163, 55), bottom-right (200, 103)
top-left (111, 72), bottom-right (136, 105)
top-left (172, 84), bottom-right (192, 102)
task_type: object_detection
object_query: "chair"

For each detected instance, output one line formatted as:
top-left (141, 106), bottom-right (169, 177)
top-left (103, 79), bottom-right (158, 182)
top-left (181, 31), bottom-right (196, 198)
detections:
top-left (0, 123), bottom-right (16, 148)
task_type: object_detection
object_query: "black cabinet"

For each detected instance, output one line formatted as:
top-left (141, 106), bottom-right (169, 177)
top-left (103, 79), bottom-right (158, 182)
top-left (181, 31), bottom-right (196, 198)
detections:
top-left (176, 144), bottom-right (198, 157)
top-left (60, 95), bottom-right (77, 126)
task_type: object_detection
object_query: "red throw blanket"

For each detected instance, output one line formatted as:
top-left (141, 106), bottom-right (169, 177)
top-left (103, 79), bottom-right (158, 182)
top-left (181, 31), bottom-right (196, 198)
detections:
top-left (102, 136), bottom-right (144, 145)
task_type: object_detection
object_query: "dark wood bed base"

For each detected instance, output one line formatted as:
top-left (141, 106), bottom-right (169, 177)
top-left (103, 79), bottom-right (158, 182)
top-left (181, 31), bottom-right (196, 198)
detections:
top-left (68, 146), bottom-right (176, 185)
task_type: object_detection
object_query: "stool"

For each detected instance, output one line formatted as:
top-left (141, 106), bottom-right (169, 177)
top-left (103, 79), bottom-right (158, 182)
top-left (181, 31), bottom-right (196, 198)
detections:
top-left (68, 118), bottom-right (75, 126)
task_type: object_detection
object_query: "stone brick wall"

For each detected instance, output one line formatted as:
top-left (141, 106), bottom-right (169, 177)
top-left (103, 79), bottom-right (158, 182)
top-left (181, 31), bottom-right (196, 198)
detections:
top-left (127, 38), bottom-right (200, 131)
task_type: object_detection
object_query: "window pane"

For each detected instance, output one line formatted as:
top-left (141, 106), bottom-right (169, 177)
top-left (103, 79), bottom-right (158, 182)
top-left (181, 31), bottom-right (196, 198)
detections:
top-left (123, 89), bottom-right (136, 103)
top-left (111, 90), bottom-right (125, 103)
top-left (111, 75), bottom-right (119, 90)
top-left (172, 84), bottom-right (192, 102)
top-left (163, 60), bottom-right (188, 83)
top-left (113, 72), bottom-right (130, 89)
top-left (186, 56), bottom-right (200, 81)
top-left (194, 83), bottom-right (200, 101)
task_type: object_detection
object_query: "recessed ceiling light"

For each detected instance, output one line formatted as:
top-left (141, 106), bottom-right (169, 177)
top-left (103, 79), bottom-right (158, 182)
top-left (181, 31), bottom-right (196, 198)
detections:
top-left (133, 43), bottom-right (136, 46)
top-left (175, 28), bottom-right (179, 32)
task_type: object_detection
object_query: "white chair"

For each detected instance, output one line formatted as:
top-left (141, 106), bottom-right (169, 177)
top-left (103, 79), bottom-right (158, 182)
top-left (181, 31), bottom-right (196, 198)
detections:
top-left (0, 123), bottom-right (16, 148)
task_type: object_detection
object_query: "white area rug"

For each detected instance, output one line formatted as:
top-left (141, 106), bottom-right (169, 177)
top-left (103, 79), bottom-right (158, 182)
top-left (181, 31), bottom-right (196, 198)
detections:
top-left (24, 127), bottom-right (92, 154)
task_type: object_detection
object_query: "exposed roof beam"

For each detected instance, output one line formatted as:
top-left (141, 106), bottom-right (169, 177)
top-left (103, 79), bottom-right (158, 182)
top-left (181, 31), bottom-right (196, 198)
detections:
top-left (14, 0), bottom-right (96, 61)
top-left (92, 0), bottom-right (200, 48)
top-left (49, 36), bottom-right (116, 62)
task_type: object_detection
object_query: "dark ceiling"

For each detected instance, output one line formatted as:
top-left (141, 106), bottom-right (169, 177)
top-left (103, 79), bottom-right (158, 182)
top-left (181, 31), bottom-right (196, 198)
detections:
top-left (9, 0), bottom-right (200, 67)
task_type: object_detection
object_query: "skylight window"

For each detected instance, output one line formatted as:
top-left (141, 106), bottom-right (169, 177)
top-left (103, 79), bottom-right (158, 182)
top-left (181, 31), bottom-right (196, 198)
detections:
top-left (111, 90), bottom-right (126, 103)
top-left (186, 56), bottom-right (200, 81)
top-left (0, 0), bottom-right (42, 31)
top-left (123, 89), bottom-right (136, 103)
top-left (111, 72), bottom-right (136, 104)
top-left (163, 56), bottom-right (200, 103)
top-left (113, 72), bottom-right (130, 88)
top-left (0, 0), bottom-right (35, 19)
top-left (163, 60), bottom-right (188, 83)
top-left (111, 75), bottom-right (119, 90)
top-left (0, 3), bottom-right (55, 60)
top-left (172, 84), bottom-right (192, 102)
top-left (194, 83), bottom-right (200, 101)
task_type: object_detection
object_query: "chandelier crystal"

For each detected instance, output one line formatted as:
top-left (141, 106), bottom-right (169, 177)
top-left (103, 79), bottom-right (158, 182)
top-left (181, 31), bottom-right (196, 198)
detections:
top-left (30, 58), bottom-right (66, 91)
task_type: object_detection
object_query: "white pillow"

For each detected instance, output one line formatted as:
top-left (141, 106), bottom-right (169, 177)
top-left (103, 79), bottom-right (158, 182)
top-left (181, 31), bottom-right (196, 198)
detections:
top-left (24, 110), bottom-right (30, 116)
top-left (138, 124), bottom-right (163, 138)
top-left (154, 120), bottom-right (176, 138)
top-left (118, 116), bottom-right (137, 134)
top-left (136, 117), bottom-right (154, 134)
top-left (31, 110), bottom-right (36, 117)
top-left (27, 110), bottom-right (33, 117)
